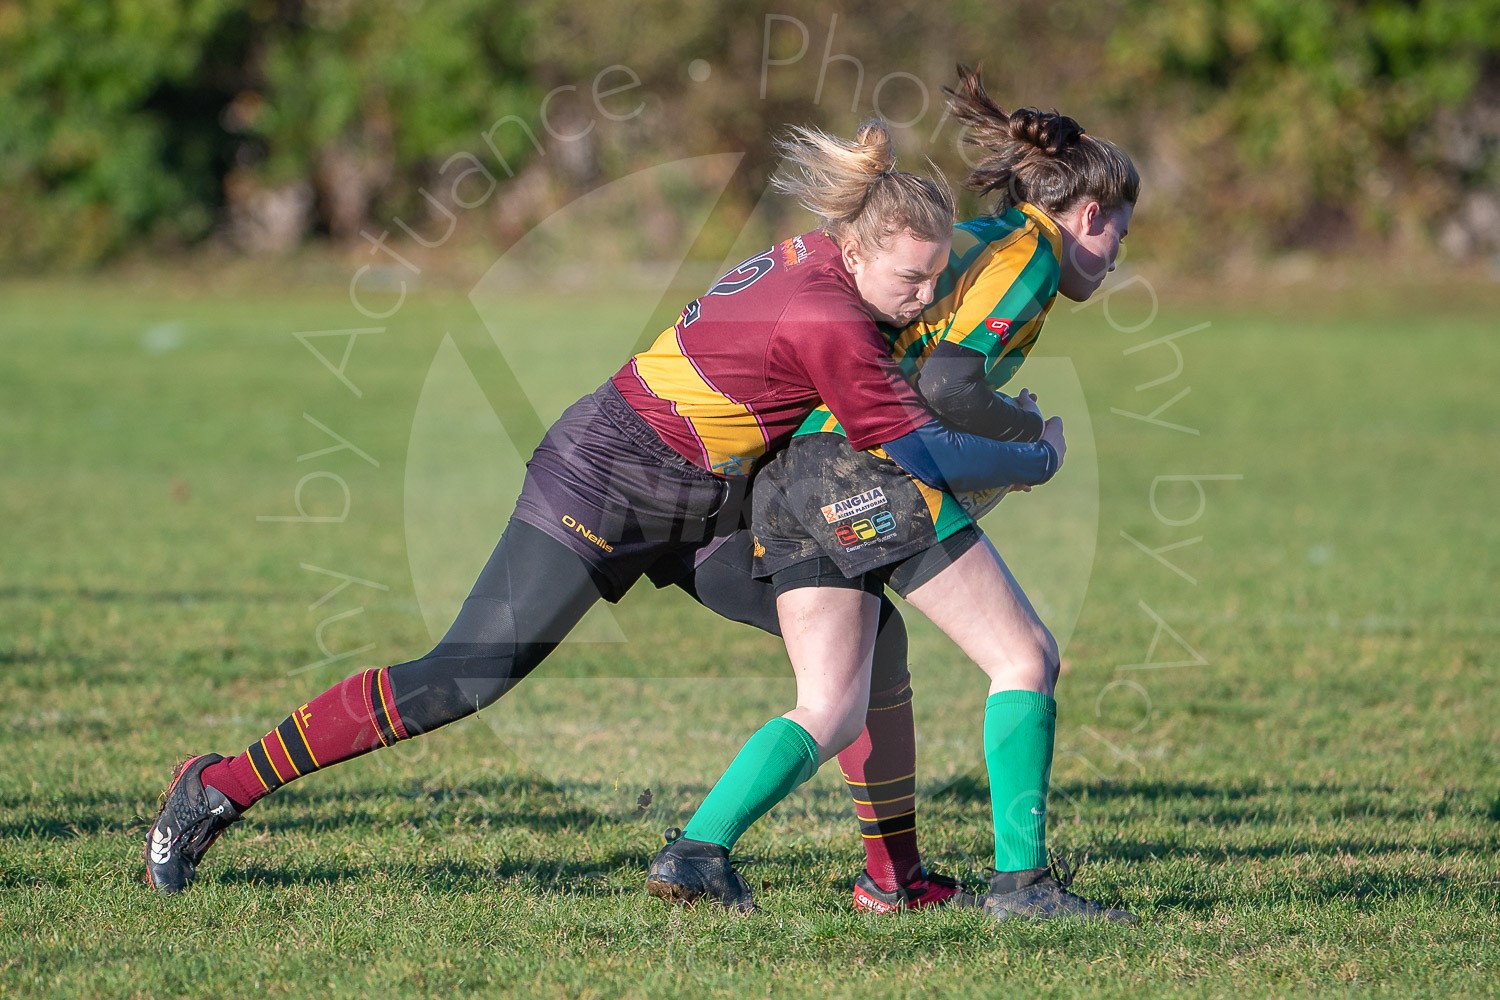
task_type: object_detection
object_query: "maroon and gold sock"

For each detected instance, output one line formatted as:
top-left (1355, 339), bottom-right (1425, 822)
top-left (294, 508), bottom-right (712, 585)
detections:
top-left (837, 679), bottom-right (922, 892)
top-left (200, 667), bottom-right (409, 810)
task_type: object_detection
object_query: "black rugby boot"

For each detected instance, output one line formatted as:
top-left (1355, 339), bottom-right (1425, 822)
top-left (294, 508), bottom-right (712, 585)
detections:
top-left (645, 828), bottom-right (757, 913)
top-left (144, 753), bottom-right (241, 894)
top-left (981, 859), bottom-right (1139, 925)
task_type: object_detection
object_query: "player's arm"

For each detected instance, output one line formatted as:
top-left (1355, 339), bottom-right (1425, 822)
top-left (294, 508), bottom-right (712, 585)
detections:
top-left (791, 289), bottom-right (1060, 493)
top-left (788, 290), bottom-right (934, 450)
top-left (916, 340), bottom-right (1044, 441)
top-left (914, 234), bottom-right (1060, 442)
top-left (881, 418), bottom-right (1061, 492)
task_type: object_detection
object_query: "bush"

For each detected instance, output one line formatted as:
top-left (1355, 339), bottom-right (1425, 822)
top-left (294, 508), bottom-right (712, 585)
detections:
top-left (0, 0), bottom-right (538, 268)
top-left (1105, 0), bottom-right (1500, 257)
top-left (2, 0), bottom-right (1497, 267)
top-left (0, 0), bottom-right (240, 267)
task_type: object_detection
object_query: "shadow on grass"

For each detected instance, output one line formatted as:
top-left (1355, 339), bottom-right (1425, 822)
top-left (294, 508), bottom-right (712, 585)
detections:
top-left (1079, 836), bottom-right (1472, 865)
top-left (1, 774), bottom-right (647, 842)
top-left (13, 772), bottom-right (1493, 844)
top-left (1, 807), bottom-right (608, 846)
top-left (1142, 866), bottom-right (1488, 914)
top-left (0, 815), bottom-right (143, 841)
top-left (0, 585), bottom-right (294, 607)
top-left (1, 851), bottom-right (658, 895)
top-left (934, 774), bottom-right (1492, 824)
top-left (215, 851), bottom-right (654, 895)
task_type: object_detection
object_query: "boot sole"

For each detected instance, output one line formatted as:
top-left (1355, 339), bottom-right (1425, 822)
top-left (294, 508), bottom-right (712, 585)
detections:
top-left (646, 876), bottom-right (705, 907)
top-left (645, 876), bottom-right (757, 913)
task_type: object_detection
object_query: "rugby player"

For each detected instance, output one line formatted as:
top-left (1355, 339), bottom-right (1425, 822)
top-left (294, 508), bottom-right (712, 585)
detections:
top-left (144, 118), bottom-right (1046, 908)
top-left (648, 68), bottom-right (1142, 922)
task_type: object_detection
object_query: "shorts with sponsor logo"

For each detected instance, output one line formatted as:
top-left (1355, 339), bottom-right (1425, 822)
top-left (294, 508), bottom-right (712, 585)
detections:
top-left (751, 431), bottom-right (982, 587)
top-left (511, 382), bottom-right (742, 602)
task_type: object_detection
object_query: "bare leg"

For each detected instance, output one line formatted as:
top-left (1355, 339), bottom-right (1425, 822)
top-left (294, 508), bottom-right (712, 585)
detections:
top-left (903, 535), bottom-right (1073, 894)
top-left (776, 586), bottom-right (880, 763)
top-left (902, 536), bottom-right (1059, 696)
top-left (678, 530), bottom-right (928, 893)
top-left (665, 585), bottom-right (878, 866)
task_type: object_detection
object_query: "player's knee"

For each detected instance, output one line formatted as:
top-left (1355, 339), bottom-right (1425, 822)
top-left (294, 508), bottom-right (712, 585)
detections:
top-left (979, 623), bottom-right (1058, 693)
top-left (823, 708), bottom-right (868, 757)
top-left (388, 645), bottom-right (516, 731)
top-left (456, 663), bottom-right (512, 713)
top-left (800, 700), bottom-right (869, 757)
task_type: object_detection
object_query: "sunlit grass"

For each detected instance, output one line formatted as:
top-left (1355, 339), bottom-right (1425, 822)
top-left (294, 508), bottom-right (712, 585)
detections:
top-left (3, 274), bottom-right (1497, 999)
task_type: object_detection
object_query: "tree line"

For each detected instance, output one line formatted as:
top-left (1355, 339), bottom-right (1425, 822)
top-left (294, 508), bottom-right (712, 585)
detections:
top-left (2, 0), bottom-right (1496, 269)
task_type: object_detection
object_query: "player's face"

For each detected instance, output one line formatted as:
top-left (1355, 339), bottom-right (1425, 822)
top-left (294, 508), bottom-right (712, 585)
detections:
top-left (1055, 201), bottom-right (1133, 302)
top-left (841, 229), bottom-right (951, 327)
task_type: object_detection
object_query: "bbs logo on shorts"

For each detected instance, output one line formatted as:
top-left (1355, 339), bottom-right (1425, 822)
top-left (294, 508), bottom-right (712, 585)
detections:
top-left (834, 510), bottom-right (897, 548)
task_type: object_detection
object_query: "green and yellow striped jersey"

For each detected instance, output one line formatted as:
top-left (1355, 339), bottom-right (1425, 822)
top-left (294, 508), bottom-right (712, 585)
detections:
top-left (791, 202), bottom-right (1064, 537)
top-left (795, 202), bottom-right (1062, 438)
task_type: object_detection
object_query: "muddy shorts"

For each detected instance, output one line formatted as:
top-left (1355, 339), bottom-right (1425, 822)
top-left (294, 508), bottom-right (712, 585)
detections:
top-left (751, 431), bottom-right (983, 598)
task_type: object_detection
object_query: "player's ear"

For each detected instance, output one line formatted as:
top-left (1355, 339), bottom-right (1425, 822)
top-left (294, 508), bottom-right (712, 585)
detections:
top-left (1081, 200), bottom-right (1102, 234)
top-left (839, 237), bottom-right (863, 273)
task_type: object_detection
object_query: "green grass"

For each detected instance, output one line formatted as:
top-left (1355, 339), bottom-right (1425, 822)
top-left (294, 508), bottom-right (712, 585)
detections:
top-left (3, 269), bottom-right (1498, 999)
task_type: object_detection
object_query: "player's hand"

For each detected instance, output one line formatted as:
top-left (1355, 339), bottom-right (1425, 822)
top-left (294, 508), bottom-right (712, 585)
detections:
top-left (1014, 388), bottom-right (1041, 416)
top-left (1041, 415), bottom-right (1066, 466)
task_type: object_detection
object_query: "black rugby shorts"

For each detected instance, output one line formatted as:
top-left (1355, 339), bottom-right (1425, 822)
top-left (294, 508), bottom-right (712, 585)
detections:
top-left (752, 432), bottom-right (981, 597)
top-left (511, 382), bottom-right (744, 601)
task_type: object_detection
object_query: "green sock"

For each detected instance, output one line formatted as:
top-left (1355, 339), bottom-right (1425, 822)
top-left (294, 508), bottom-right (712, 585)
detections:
top-left (984, 690), bottom-right (1056, 872)
top-left (682, 717), bottom-right (821, 849)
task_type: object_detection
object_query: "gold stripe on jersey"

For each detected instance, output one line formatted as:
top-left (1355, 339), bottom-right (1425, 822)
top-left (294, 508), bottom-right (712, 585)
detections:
top-left (908, 203), bottom-right (1061, 377)
top-left (889, 218), bottom-right (1033, 363)
top-left (802, 408), bottom-right (841, 435)
top-left (911, 477), bottom-right (946, 523)
top-left (630, 326), bottom-right (766, 473)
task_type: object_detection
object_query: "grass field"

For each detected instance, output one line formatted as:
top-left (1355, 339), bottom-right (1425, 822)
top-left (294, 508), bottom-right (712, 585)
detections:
top-left (3, 266), bottom-right (1498, 999)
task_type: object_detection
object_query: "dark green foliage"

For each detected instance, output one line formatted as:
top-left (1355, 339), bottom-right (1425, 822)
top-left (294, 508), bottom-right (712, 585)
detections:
top-left (0, 0), bottom-right (537, 267)
top-left (1106, 0), bottom-right (1500, 254)
top-left (2, 0), bottom-right (1498, 266)
top-left (244, 1), bottom-right (538, 227)
top-left (0, 0), bottom-right (241, 266)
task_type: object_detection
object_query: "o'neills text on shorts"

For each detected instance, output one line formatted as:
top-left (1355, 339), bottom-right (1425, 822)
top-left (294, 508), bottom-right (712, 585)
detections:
top-left (562, 515), bottom-right (614, 552)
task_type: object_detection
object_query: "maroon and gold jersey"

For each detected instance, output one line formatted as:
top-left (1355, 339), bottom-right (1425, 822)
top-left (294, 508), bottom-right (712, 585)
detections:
top-left (611, 231), bottom-right (931, 477)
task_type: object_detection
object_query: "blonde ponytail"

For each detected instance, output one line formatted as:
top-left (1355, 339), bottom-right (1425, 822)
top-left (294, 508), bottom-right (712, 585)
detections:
top-left (772, 119), bottom-right (954, 250)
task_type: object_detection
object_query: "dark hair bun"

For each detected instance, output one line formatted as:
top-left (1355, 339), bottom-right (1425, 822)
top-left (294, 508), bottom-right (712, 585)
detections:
top-left (945, 65), bottom-right (1137, 212)
top-left (1009, 108), bottom-right (1084, 156)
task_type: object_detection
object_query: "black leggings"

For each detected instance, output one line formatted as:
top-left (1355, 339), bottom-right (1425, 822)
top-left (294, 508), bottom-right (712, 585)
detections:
top-left (387, 519), bottom-right (909, 734)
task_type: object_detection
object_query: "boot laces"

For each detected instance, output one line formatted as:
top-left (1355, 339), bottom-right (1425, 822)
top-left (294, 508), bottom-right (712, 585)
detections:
top-left (1048, 854), bottom-right (1076, 889)
top-left (158, 759), bottom-right (226, 859)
